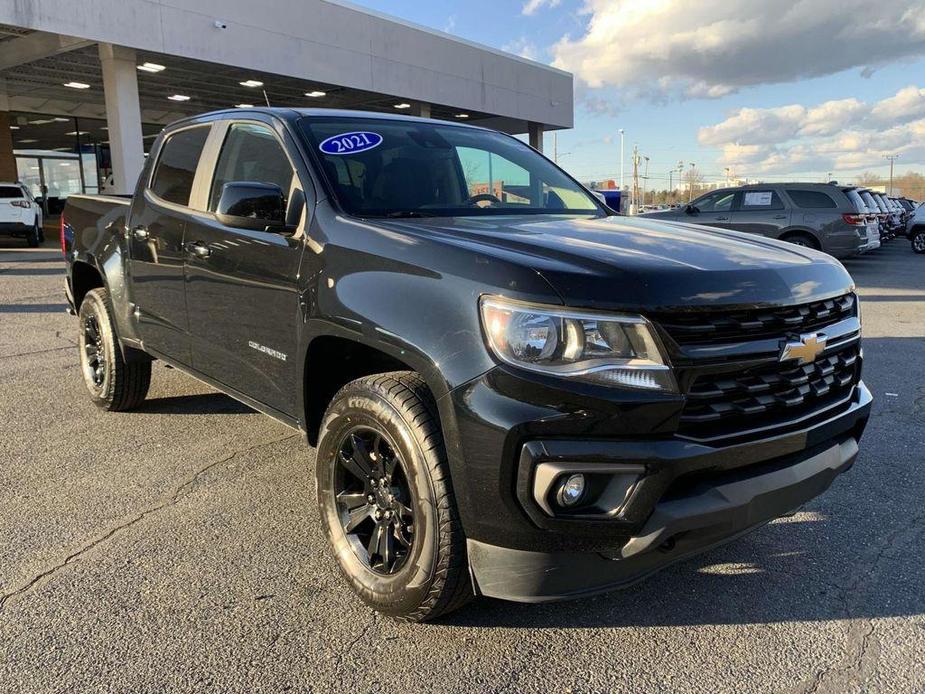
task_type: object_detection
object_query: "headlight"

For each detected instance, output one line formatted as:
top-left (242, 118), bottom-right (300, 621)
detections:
top-left (479, 296), bottom-right (677, 392)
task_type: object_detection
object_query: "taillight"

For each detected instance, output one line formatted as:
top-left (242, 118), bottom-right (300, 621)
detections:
top-left (842, 213), bottom-right (865, 226)
top-left (60, 213), bottom-right (67, 255)
top-left (10, 200), bottom-right (30, 208)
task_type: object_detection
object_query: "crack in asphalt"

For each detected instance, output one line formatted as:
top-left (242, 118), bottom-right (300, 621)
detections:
top-left (0, 433), bottom-right (299, 614)
top-left (0, 346), bottom-right (73, 361)
top-left (800, 508), bottom-right (925, 693)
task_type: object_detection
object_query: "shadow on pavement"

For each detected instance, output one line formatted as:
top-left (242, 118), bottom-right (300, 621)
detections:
top-left (137, 392), bottom-right (256, 416)
top-left (443, 514), bottom-right (920, 629)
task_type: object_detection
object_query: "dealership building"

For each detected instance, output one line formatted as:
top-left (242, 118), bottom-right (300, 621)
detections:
top-left (0, 0), bottom-right (573, 207)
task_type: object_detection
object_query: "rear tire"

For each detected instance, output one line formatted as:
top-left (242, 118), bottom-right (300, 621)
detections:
top-left (77, 288), bottom-right (151, 411)
top-left (26, 223), bottom-right (40, 247)
top-left (316, 371), bottom-right (472, 622)
top-left (912, 228), bottom-right (925, 254)
top-left (781, 231), bottom-right (819, 250)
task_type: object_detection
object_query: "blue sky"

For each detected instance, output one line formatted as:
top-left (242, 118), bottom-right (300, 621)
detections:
top-left (350, 0), bottom-right (925, 188)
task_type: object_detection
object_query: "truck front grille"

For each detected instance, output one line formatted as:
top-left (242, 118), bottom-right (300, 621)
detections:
top-left (678, 342), bottom-right (861, 442)
top-left (655, 294), bottom-right (856, 346)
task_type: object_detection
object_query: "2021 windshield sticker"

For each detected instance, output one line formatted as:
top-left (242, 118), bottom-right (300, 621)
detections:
top-left (319, 131), bottom-right (382, 155)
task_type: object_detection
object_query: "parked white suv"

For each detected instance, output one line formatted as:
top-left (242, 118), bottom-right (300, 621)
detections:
top-left (0, 182), bottom-right (44, 247)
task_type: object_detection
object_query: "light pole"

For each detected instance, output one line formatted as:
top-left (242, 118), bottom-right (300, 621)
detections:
top-left (688, 163), bottom-right (696, 203)
top-left (619, 129), bottom-right (625, 192)
top-left (884, 154), bottom-right (899, 195)
top-left (642, 155), bottom-right (650, 207)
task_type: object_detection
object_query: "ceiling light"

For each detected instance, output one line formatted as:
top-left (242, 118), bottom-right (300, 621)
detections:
top-left (53, 117), bottom-right (70, 122)
top-left (30, 118), bottom-right (55, 125)
top-left (168, 94), bottom-right (191, 101)
top-left (100, 126), bottom-right (108, 131)
top-left (234, 103), bottom-right (254, 108)
top-left (305, 90), bottom-right (326, 98)
top-left (18, 139), bottom-right (38, 143)
top-left (394, 103), bottom-right (411, 109)
top-left (455, 113), bottom-right (470, 118)
top-left (240, 79), bottom-right (263, 88)
top-left (9, 126), bottom-right (19, 130)
top-left (137, 62), bottom-right (166, 73)
top-left (65, 131), bottom-right (89, 136)
top-left (64, 81), bottom-right (90, 89)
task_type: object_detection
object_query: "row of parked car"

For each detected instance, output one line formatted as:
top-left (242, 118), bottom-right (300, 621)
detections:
top-left (644, 182), bottom-right (920, 259)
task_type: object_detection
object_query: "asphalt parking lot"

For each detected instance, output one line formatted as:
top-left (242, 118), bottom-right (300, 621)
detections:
top-left (0, 236), bottom-right (923, 693)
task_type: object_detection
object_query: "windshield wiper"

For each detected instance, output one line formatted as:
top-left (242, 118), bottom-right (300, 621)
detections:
top-left (384, 211), bottom-right (434, 218)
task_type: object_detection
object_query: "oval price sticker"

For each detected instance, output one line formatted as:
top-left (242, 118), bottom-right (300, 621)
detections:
top-left (319, 131), bottom-right (383, 155)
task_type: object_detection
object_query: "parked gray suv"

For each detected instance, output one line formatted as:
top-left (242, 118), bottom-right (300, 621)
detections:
top-left (644, 183), bottom-right (873, 258)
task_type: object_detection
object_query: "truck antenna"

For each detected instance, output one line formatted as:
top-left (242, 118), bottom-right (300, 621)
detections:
top-left (262, 89), bottom-right (271, 107)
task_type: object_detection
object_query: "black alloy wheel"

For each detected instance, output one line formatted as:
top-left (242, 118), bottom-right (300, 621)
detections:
top-left (912, 230), bottom-right (925, 254)
top-left (82, 314), bottom-right (106, 388)
top-left (334, 427), bottom-right (415, 575)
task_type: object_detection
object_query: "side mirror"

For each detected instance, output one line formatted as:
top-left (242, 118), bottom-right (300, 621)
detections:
top-left (685, 204), bottom-right (696, 214)
top-left (215, 182), bottom-right (287, 232)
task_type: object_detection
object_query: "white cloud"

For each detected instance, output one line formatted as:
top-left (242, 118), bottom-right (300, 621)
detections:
top-left (699, 86), bottom-right (925, 173)
top-left (522, 0), bottom-right (560, 16)
top-left (502, 37), bottom-right (540, 61)
top-left (551, 0), bottom-right (925, 100)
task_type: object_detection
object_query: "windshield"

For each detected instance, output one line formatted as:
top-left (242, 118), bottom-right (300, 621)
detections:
top-left (299, 117), bottom-right (602, 218)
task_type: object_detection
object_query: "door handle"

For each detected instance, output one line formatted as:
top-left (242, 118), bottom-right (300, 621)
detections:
top-left (132, 226), bottom-right (149, 240)
top-left (185, 241), bottom-right (211, 258)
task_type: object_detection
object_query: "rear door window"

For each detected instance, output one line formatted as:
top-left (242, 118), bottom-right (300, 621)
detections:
top-left (786, 190), bottom-right (837, 209)
top-left (739, 190), bottom-right (784, 210)
top-left (149, 126), bottom-right (210, 206)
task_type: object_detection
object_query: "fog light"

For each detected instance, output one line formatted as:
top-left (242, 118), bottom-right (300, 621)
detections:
top-left (556, 473), bottom-right (586, 507)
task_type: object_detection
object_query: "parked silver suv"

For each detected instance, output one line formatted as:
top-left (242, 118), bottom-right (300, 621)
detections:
top-left (644, 183), bottom-right (873, 258)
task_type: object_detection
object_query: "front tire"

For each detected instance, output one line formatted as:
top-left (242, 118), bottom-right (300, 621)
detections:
top-left (316, 372), bottom-right (472, 622)
top-left (77, 288), bottom-right (151, 410)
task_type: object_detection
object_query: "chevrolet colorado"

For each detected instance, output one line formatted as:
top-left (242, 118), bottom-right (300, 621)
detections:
top-left (62, 108), bottom-right (872, 622)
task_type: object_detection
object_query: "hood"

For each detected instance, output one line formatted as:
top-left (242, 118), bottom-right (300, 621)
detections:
top-left (375, 214), bottom-right (855, 312)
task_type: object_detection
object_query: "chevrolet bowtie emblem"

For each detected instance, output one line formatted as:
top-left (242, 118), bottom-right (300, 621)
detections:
top-left (780, 332), bottom-right (827, 365)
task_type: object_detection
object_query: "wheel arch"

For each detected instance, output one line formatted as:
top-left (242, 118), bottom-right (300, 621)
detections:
top-left (779, 227), bottom-right (822, 249)
top-left (302, 332), bottom-right (447, 446)
top-left (71, 260), bottom-right (105, 310)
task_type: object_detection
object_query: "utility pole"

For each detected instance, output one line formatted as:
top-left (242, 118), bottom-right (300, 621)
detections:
top-left (688, 162), bottom-right (696, 203)
top-left (642, 155), bottom-right (650, 207)
top-left (619, 129), bottom-right (625, 192)
top-left (630, 145), bottom-right (641, 215)
top-left (884, 154), bottom-right (899, 195)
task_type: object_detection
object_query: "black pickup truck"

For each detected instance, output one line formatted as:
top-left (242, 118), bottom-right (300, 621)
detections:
top-left (62, 108), bottom-right (872, 622)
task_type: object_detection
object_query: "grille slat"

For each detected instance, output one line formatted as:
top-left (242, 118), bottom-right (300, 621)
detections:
top-left (656, 294), bottom-right (856, 346)
top-left (678, 343), bottom-right (860, 440)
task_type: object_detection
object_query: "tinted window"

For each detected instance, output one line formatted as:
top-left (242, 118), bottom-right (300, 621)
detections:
top-left (695, 191), bottom-right (736, 212)
top-left (299, 117), bottom-right (599, 217)
top-left (739, 190), bottom-right (784, 210)
top-left (150, 127), bottom-right (210, 205)
top-left (209, 123), bottom-right (294, 210)
top-left (787, 190), bottom-right (837, 209)
top-left (0, 186), bottom-right (24, 199)
top-left (845, 189), bottom-right (868, 212)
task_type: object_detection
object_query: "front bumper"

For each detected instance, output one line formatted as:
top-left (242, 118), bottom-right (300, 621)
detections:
top-left (442, 368), bottom-right (872, 602)
top-left (470, 433), bottom-right (861, 602)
